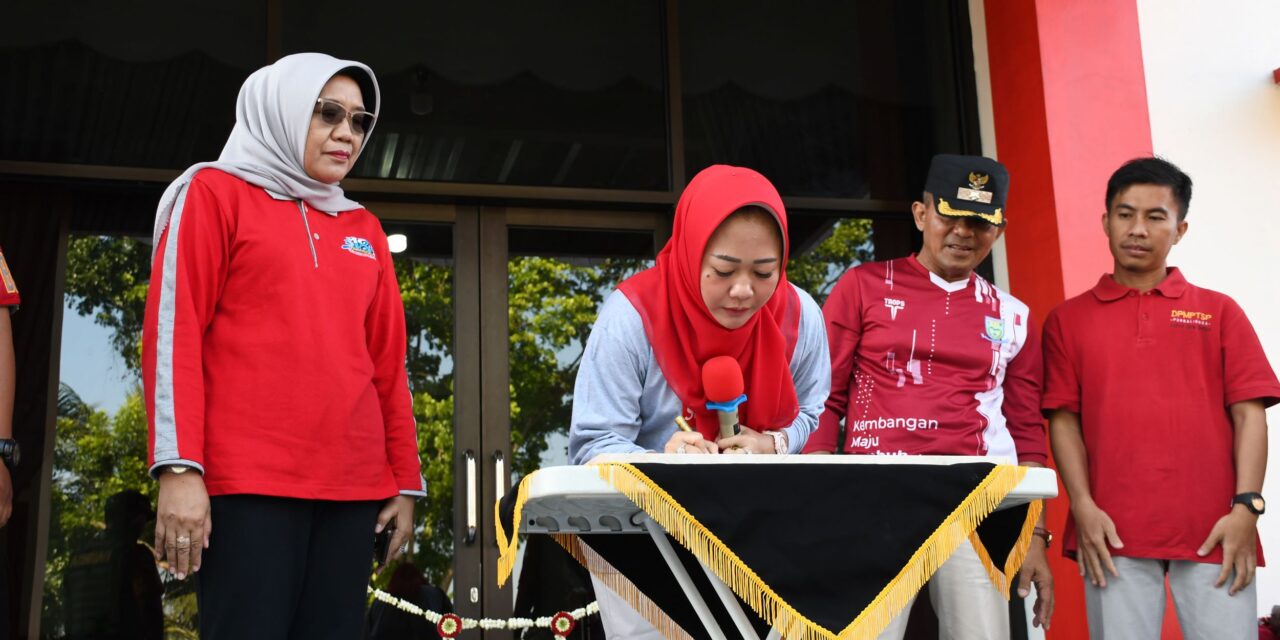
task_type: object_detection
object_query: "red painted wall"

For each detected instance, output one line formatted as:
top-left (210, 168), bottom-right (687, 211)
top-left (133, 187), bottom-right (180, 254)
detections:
top-left (982, 1), bottom-right (1178, 638)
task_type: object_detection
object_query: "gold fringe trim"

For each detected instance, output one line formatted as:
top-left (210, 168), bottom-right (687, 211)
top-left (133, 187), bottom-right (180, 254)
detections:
top-left (595, 462), bottom-right (1027, 640)
top-left (495, 473), bottom-right (532, 588)
top-left (968, 499), bottom-right (1044, 598)
top-left (839, 465), bottom-right (1028, 639)
top-left (552, 533), bottom-right (696, 640)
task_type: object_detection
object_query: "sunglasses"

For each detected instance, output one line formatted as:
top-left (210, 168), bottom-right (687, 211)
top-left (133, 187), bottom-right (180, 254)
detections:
top-left (313, 98), bottom-right (375, 136)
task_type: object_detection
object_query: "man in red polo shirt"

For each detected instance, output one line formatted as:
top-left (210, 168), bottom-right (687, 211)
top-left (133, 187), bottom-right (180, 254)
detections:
top-left (1044, 157), bottom-right (1280, 639)
top-left (807, 155), bottom-right (1054, 638)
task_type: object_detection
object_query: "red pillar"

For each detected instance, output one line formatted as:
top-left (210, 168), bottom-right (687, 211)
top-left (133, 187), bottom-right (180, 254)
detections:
top-left (983, 1), bottom-right (1178, 638)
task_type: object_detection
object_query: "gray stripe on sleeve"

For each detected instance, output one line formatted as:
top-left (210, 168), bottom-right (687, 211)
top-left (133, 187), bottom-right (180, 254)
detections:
top-left (153, 183), bottom-right (190, 463)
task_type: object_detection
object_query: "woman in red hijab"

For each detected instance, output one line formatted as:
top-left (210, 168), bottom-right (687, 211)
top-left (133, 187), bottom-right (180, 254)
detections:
top-left (569, 164), bottom-right (830, 461)
top-left (566, 164), bottom-right (831, 638)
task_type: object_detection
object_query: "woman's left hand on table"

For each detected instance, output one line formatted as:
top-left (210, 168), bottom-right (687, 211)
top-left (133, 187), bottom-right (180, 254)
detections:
top-left (718, 426), bottom-right (776, 454)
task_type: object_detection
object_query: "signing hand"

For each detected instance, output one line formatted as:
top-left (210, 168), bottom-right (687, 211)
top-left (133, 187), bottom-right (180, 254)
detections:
top-left (1072, 499), bottom-right (1123, 587)
top-left (664, 430), bottom-right (718, 455)
top-left (1197, 505), bottom-right (1258, 595)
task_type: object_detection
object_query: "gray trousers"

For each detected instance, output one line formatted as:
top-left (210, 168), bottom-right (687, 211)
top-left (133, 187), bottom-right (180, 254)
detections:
top-left (878, 541), bottom-right (1011, 640)
top-left (1084, 556), bottom-right (1256, 640)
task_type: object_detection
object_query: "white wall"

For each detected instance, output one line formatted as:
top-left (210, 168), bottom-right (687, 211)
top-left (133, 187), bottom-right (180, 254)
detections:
top-left (1137, 0), bottom-right (1280, 615)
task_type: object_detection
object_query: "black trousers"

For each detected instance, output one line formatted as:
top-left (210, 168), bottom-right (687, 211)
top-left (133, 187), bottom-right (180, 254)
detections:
top-left (198, 495), bottom-right (381, 640)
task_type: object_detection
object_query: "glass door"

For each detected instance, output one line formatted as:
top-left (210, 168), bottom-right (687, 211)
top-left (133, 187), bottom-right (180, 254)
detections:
top-left (369, 209), bottom-right (458, 607)
top-left (443, 206), bottom-right (666, 630)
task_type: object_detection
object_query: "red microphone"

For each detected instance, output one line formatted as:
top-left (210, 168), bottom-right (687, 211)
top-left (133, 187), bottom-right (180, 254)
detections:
top-left (702, 356), bottom-right (748, 439)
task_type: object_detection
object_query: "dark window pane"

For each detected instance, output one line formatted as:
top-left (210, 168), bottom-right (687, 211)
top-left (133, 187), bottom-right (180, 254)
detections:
top-left (283, 1), bottom-right (669, 190)
top-left (509, 227), bottom-right (654, 260)
top-left (0, 1), bottom-right (265, 167)
top-left (680, 0), bottom-right (977, 199)
top-left (506, 227), bottom-right (653, 472)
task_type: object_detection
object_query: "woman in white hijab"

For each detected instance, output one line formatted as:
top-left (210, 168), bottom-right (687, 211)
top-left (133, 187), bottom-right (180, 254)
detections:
top-left (141, 53), bottom-right (425, 638)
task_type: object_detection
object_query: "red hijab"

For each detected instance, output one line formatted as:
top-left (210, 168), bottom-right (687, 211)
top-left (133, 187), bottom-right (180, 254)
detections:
top-left (619, 165), bottom-right (801, 440)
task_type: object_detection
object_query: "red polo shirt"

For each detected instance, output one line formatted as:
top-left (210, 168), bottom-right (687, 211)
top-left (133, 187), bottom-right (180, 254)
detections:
top-left (1042, 268), bottom-right (1280, 564)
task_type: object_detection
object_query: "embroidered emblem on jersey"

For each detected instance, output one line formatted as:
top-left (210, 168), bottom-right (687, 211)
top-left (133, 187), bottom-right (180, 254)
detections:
top-left (0, 252), bottom-right (16, 294)
top-left (340, 236), bottom-right (376, 260)
top-left (982, 316), bottom-right (1008, 343)
top-left (883, 297), bottom-right (905, 320)
top-left (1170, 309), bottom-right (1212, 330)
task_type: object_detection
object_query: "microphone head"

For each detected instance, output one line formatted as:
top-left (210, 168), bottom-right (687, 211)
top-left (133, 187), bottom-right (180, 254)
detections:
top-left (702, 356), bottom-right (744, 403)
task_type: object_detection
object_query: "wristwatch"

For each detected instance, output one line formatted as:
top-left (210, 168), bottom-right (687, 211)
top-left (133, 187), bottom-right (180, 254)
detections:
top-left (0, 438), bottom-right (18, 469)
top-left (1032, 527), bottom-right (1053, 549)
top-left (1232, 492), bottom-right (1266, 515)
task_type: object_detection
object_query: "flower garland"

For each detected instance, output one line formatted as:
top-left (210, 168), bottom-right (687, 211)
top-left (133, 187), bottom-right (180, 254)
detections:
top-left (367, 587), bottom-right (599, 638)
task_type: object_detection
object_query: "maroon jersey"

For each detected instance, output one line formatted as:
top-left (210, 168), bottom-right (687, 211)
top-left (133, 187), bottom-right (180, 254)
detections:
top-left (806, 255), bottom-right (1046, 463)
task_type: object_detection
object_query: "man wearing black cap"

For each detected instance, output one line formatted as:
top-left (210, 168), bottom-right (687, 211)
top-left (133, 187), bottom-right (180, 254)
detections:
top-left (805, 155), bottom-right (1054, 638)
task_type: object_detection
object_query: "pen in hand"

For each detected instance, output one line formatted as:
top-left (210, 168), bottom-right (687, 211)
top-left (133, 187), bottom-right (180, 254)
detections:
top-left (674, 416), bottom-right (733, 454)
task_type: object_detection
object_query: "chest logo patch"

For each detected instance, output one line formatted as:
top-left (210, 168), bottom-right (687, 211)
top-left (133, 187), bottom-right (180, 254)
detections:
top-left (0, 252), bottom-right (16, 294)
top-left (982, 316), bottom-right (1008, 344)
top-left (1170, 309), bottom-right (1212, 330)
top-left (340, 236), bottom-right (376, 260)
top-left (884, 297), bottom-right (905, 320)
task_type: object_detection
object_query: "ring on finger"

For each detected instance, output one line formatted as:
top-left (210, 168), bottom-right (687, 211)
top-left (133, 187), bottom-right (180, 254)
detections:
top-left (676, 444), bottom-right (687, 454)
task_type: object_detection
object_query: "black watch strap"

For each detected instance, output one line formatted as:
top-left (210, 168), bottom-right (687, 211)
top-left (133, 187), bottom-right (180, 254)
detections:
top-left (1232, 492), bottom-right (1266, 515)
top-left (0, 439), bottom-right (18, 469)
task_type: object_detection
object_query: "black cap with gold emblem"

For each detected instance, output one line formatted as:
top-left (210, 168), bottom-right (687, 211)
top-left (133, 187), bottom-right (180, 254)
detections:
top-left (924, 154), bottom-right (1010, 226)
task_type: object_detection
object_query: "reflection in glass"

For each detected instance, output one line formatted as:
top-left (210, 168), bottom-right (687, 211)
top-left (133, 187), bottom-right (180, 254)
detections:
top-left (380, 222), bottom-right (456, 593)
top-left (0, 1), bottom-right (265, 168)
top-left (786, 218), bottom-right (877, 304)
top-left (46, 235), bottom-right (195, 637)
top-left (681, 0), bottom-right (976, 199)
top-left (60, 490), bottom-right (164, 639)
top-left (507, 227), bottom-right (655, 471)
top-left (283, 0), bottom-right (668, 190)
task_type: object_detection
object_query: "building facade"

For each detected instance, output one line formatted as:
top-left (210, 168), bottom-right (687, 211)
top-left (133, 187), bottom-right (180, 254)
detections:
top-left (0, 0), bottom-right (1276, 638)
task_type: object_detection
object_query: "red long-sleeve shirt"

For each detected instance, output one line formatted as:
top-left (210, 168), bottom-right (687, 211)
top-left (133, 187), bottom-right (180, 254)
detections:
top-left (142, 169), bottom-right (425, 500)
top-left (804, 255), bottom-right (1047, 463)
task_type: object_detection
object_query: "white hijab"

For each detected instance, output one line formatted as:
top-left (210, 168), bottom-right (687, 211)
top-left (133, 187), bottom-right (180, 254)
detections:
top-left (151, 53), bottom-right (381, 253)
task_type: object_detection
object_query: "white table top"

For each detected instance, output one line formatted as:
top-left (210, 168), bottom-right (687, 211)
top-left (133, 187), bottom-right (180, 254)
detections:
top-left (514, 454), bottom-right (1057, 534)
